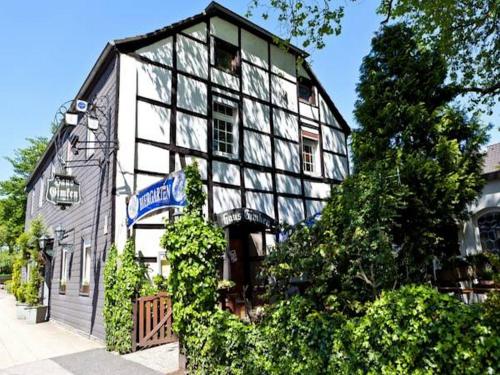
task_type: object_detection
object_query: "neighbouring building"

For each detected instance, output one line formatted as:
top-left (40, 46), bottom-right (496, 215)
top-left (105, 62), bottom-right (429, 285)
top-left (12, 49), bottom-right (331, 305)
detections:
top-left (25, 2), bottom-right (350, 339)
top-left (460, 143), bottom-right (500, 255)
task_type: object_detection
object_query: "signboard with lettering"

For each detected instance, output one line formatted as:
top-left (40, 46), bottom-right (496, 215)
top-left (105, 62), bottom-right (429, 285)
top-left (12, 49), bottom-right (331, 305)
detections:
top-left (46, 174), bottom-right (81, 207)
top-left (127, 170), bottom-right (187, 228)
top-left (216, 208), bottom-right (276, 229)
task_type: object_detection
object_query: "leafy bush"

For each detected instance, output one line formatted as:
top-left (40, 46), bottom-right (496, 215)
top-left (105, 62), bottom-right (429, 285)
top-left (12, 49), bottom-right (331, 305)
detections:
top-left (328, 285), bottom-right (500, 374)
top-left (25, 260), bottom-right (42, 306)
top-left (0, 251), bottom-right (14, 274)
top-left (103, 240), bottom-right (144, 354)
top-left (4, 280), bottom-right (12, 293)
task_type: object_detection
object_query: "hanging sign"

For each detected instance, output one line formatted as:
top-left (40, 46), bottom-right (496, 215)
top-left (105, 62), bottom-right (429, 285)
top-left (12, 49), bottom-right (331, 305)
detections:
top-left (216, 208), bottom-right (276, 228)
top-left (127, 170), bottom-right (187, 228)
top-left (46, 174), bottom-right (81, 206)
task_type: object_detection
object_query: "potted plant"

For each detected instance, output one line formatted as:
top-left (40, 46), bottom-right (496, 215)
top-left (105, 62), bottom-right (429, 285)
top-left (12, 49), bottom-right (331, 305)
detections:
top-left (24, 260), bottom-right (48, 324)
top-left (15, 284), bottom-right (28, 319)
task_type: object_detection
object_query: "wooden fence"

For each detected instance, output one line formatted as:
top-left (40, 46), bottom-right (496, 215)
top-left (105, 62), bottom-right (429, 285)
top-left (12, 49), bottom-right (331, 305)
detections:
top-left (132, 292), bottom-right (176, 351)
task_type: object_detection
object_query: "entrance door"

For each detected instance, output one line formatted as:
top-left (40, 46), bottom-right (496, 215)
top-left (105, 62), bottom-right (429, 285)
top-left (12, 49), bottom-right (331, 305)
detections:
top-left (223, 225), bottom-right (267, 317)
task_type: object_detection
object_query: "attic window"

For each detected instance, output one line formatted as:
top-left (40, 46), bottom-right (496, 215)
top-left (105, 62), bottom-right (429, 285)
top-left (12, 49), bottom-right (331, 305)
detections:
top-left (214, 38), bottom-right (240, 75)
top-left (298, 78), bottom-right (316, 105)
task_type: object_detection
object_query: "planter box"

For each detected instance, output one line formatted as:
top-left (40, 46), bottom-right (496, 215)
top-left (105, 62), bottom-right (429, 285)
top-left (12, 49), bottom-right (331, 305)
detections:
top-left (25, 305), bottom-right (48, 324)
top-left (16, 303), bottom-right (28, 320)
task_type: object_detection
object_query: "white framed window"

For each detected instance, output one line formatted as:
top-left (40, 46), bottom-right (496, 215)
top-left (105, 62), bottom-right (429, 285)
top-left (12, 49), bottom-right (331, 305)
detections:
top-left (301, 128), bottom-right (320, 175)
top-left (86, 128), bottom-right (96, 159)
top-left (38, 178), bottom-right (44, 208)
top-left (65, 143), bottom-right (73, 175)
top-left (60, 248), bottom-right (70, 293)
top-left (30, 189), bottom-right (36, 216)
top-left (213, 37), bottom-right (240, 75)
top-left (213, 101), bottom-right (238, 158)
top-left (81, 243), bottom-right (91, 293)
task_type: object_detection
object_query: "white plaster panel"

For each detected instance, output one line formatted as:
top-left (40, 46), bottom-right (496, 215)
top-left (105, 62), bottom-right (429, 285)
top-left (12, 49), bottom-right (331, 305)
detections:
top-left (137, 101), bottom-right (170, 144)
top-left (243, 98), bottom-right (270, 133)
top-left (136, 143), bottom-right (169, 174)
top-left (276, 173), bottom-right (301, 195)
top-left (301, 117), bottom-right (320, 128)
top-left (246, 192), bottom-right (275, 219)
top-left (176, 112), bottom-right (208, 152)
top-left (324, 153), bottom-right (348, 180)
top-left (177, 74), bottom-right (207, 115)
top-left (136, 37), bottom-right (173, 67)
top-left (135, 229), bottom-right (165, 258)
top-left (213, 161), bottom-right (241, 186)
top-left (273, 108), bottom-right (299, 141)
top-left (115, 54), bottom-right (138, 251)
top-left (275, 139), bottom-right (300, 173)
top-left (213, 186), bottom-right (242, 214)
top-left (213, 87), bottom-right (239, 99)
top-left (304, 181), bottom-right (331, 199)
top-left (182, 22), bottom-right (207, 42)
top-left (244, 168), bottom-right (273, 192)
top-left (241, 30), bottom-right (268, 69)
top-left (242, 63), bottom-right (270, 101)
top-left (300, 102), bottom-right (319, 121)
top-left (322, 126), bottom-right (347, 154)
top-left (136, 210), bottom-right (169, 225)
top-left (244, 130), bottom-right (272, 167)
top-left (306, 200), bottom-right (326, 218)
top-left (135, 173), bottom-right (166, 192)
top-left (278, 196), bottom-right (304, 225)
top-left (137, 63), bottom-right (172, 104)
top-left (270, 45), bottom-right (296, 82)
top-left (210, 17), bottom-right (238, 46)
top-left (211, 67), bottom-right (240, 91)
top-left (174, 154), bottom-right (208, 180)
top-left (297, 63), bottom-right (310, 79)
top-left (271, 75), bottom-right (298, 112)
top-left (177, 34), bottom-right (209, 79)
top-left (319, 95), bottom-right (339, 127)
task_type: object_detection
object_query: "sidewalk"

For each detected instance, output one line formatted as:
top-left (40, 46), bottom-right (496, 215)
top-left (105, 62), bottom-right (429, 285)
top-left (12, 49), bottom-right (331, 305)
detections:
top-left (0, 290), bottom-right (102, 370)
top-left (0, 290), bottom-right (166, 374)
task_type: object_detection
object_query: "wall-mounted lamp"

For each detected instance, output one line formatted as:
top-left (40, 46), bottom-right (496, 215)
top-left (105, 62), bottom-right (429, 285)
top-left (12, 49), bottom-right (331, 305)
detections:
top-left (55, 224), bottom-right (65, 243)
top-left (38, 234), bottom-right (54, 258)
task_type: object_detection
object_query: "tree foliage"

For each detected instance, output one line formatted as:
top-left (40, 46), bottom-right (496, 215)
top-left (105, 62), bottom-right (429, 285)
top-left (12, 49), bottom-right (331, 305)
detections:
top-left (353, 24), bottom-right (489, 282)
top-left (0, 137), bottom-right (48, 252)
top-left (248, 0), bottom-right (499, 103)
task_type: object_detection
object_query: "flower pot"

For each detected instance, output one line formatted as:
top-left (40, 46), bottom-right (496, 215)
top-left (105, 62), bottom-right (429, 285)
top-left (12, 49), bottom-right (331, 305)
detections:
top-left (25, 305), bottom-right (48, 324)
top-left (16, 303), bottom-right (28, 320)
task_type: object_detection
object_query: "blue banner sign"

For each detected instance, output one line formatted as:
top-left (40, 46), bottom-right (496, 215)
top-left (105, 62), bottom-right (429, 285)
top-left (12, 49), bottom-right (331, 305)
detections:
top-left (127, 170), bottom-right (187, 228)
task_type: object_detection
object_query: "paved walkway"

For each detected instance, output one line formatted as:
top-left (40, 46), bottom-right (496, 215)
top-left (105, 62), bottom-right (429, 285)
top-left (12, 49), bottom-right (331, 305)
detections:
top-left (0, 290), bottom-right (165, 374)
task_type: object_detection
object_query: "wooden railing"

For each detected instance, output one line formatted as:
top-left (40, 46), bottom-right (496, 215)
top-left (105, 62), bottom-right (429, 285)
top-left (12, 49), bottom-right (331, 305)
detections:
top-left (132, 292), bottom-right (176, 351)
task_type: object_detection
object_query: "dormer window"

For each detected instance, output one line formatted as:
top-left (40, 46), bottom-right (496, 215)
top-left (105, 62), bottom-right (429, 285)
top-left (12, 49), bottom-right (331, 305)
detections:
top-left (214, 38), bottom-right (240, 75)
top-left (298, 78), bottom-right (316, 105)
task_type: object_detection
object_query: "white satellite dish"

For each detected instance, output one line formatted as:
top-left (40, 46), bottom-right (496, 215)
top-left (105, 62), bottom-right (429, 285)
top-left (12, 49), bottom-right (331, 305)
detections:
top-left (76, 100), bottom-right (88, 113)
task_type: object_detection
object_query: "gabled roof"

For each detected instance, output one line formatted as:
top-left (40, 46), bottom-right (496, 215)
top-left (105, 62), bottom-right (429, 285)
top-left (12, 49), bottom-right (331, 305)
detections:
top-left (483, 143), bottom-right (500, 177)
top-left (27, 1), bottom-right (350, 187)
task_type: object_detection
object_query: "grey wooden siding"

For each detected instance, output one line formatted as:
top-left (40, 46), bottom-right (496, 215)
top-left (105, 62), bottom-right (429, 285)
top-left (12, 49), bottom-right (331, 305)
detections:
top-left (25, 56), bottom-right (118, 340)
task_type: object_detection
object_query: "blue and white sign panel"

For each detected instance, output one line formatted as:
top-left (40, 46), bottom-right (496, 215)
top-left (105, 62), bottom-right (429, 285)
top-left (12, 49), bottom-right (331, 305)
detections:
top-left (127, 170), bottom-right (187, 228)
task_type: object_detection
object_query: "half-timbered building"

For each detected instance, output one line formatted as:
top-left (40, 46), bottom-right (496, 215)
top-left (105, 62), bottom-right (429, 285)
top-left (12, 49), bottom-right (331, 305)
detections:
top-left (25, 2), bottom-right (350, 338)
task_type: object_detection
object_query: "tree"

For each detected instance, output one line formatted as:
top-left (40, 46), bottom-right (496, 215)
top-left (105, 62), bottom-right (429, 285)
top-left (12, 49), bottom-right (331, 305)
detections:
top-left (248, 0), bottom-right (499, 104)
top-left (352, 24), bottom-right (490, 282)
top-left (0, 137), bottom-right (48, 252)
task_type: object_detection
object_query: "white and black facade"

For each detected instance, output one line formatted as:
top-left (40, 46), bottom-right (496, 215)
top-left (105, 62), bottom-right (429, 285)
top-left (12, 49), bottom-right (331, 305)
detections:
top-left (25, 2), bottom-right (350, 338)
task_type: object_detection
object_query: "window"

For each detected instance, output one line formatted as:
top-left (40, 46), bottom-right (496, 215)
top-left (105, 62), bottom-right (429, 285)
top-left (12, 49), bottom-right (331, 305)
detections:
top-left (301, 129), bottom-right (320, 174)
top-left (213, 101), bottom-right (237, 157)
top-left (38, 178), bottom-right (44, 208)
top-left (298, 79), bottom-right (316, 105)
top-left (65, 143), bottom-right (73, 175)
top-left (478, 212), bottom-right (500, 253)
top-left (30, 189), bottom-right (36, 216)
top-left (60, 248), bottom-right (70, 294)
top-left (214, 38), bottom-right (240, 75)
top-left (80, 243), bottom-right (91, 295)
top-left (86, 128), bottom-right (96, 159)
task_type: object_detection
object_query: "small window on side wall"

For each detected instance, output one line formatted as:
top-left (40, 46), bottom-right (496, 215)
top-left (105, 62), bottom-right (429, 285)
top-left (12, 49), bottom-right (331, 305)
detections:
top-left (60, 248), bottom-right (70, 294)
top-left (214, 38), bottom-right (240, 75)
top-left (298, 78), bottom-right (316, 105)
top-left (80, 243), bottom-right (91, 295)
top-left (301, 129), bottom-right (320, 175)
top-left (213, 101), bottom-right (237, 158)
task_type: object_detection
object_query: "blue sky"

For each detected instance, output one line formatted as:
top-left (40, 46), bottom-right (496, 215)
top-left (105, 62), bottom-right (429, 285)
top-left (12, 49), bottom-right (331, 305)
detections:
top-left (0, 0), bottom-right (498, 181)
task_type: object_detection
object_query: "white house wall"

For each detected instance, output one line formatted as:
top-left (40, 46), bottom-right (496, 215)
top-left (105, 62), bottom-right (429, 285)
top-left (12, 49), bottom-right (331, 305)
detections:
top-left (117, 14), bottom-right (350, 261)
